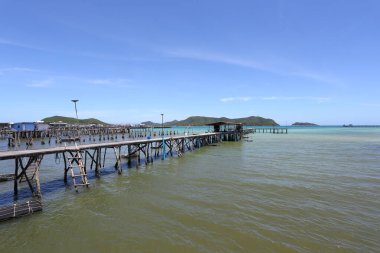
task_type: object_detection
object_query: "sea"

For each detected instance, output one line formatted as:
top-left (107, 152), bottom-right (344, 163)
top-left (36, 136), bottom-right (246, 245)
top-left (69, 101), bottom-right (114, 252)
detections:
top-left (0, 126), bottom-right (379, 253)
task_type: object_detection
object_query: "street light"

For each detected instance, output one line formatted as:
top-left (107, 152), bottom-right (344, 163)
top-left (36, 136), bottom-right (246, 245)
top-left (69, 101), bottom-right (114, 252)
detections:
top-left (71, 99), bottom-right (79, 120)
top-left (71, 99), bottom-right (79, 140)
top-left (161, 113), bottom-right (166, 160)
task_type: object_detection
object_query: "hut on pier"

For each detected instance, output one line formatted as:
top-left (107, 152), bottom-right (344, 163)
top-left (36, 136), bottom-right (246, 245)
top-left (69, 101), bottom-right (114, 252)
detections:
top-left (8, 122), bottom-right (49, 142)
top-left (206, 122), bottom-right (243, 141)
top-left (10, 122), bottom-right (49, 132)
top-left (10, 122), bottom-right (36, 131)
top-left (206, 121), bottom-right (243, 133)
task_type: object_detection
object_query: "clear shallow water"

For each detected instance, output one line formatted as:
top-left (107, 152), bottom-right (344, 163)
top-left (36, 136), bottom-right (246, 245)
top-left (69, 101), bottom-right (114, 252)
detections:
top-left (0, 127), bottom-right (379, 253)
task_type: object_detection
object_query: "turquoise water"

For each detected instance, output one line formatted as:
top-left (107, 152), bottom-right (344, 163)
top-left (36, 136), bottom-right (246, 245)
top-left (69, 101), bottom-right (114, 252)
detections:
top-left (0, 126), bottom-right (379, 252)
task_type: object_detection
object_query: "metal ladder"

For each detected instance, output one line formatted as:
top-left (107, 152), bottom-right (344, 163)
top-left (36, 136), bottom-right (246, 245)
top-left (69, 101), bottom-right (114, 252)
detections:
top-left (67, 147), bottom-right (89, 191)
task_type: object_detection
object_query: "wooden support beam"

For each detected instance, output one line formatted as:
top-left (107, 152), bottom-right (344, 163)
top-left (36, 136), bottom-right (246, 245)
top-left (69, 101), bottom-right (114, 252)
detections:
top-left (16, 157), bottom-right (35, 195)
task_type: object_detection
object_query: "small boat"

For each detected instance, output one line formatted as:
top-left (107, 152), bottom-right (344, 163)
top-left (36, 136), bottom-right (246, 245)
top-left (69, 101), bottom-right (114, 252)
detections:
top-left (121, 153), bottom-right (139, 159)
top-left (0, 174), bottom-right (15, 182)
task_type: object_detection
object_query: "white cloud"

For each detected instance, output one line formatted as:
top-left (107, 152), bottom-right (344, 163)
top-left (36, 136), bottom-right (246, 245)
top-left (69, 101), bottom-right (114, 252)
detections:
top-left (79, 51), bottom-right (142, 62)
top-left (26, 79), bottom-right (53, 88)
top-left (0, 67), bottom-right (38, 75)
top-left (0, 38), bottom-right (27, 47)
top-left (87, 79), bottom-right (112, 85)
top-left (169, 49), bottom-right (266, 71)
top-left (167, 49), bottom-right (338, 85)
top-left (260, 96), bottom-right (330, 103)
top-left (0, 38), bottom-right (47, 51)
top-left (287, 71), bottom-right (339, 85)
top-left (362, 103), bottom-right (380, 107)
top-left (87, 78), bottom-right (133, 88)
top-left (220, 96), bottom-right (330, 103)
top-left (220, 97), bottom-right (252, 102)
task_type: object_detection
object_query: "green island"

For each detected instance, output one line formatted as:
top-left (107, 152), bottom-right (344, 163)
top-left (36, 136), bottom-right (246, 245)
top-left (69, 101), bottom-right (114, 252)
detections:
top-left (42, 116), bottom-right (107, 125)
top-left (292, 122), bottom-right (319, 126)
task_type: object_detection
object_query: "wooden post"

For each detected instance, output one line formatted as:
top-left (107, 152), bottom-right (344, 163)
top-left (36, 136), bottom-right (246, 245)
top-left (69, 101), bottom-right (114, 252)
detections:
top-left (114, 146), bottom-right (122, 174)
top-left (102, 148), bottom-right (107, 168)
top-left (35, 165), bottom-right (42, 198)
top-left (63, 152), bottom-right (68, 183)
top-left (137, 145), bottom-right (141, 165)
top-left (127, 145), bottom-right (131, 167)
top-left (95, 148), bottom-right (101, 177)
top-left (146, 143), bottom-right (150, 164)
top-left (14, 158), bottom-right (19, 198)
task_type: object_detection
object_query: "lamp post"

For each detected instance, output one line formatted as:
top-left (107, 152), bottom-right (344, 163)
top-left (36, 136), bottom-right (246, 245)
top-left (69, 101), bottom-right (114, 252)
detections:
top-left (161, 113), bottom-right (166, 160)
top-left (71, 99), bottom-right (79, 139)
top-left (71, 99), bottom-right (79, 121)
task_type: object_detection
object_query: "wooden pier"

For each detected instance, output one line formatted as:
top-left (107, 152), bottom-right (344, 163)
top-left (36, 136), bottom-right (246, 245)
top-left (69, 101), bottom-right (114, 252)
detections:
top-left (0, 129), bottom-right (252, 221)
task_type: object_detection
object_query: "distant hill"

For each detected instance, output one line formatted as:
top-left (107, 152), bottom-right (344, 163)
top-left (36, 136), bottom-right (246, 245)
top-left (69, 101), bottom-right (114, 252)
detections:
top-left (140, 121), bottom-right (156, 126)
top-left (292, 122), bottom-right (318, 126)
top-left (142, 116), bottom-right (278, 126)
top-left (41, 116), bottom-right (107, 125)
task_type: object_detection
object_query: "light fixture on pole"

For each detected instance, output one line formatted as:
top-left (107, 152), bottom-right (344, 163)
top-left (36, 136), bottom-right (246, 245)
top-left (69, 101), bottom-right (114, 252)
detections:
top-left (161, 113), bottom-right (166, 160)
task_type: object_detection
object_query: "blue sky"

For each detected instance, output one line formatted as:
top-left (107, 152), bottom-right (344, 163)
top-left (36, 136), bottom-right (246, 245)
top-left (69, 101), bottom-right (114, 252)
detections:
top-left (1, 0), bottom-right (379, 125)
